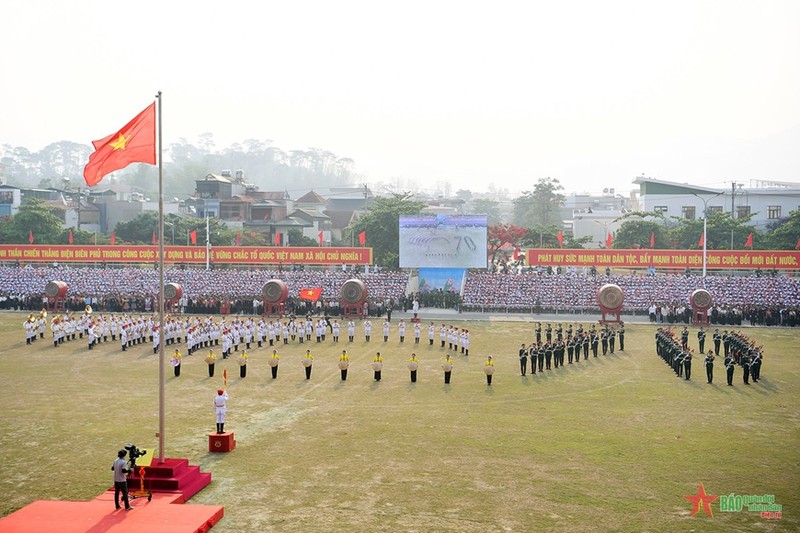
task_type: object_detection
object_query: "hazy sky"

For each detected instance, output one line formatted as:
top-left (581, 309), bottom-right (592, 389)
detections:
top-left (2, 0), bottom-right (798, 195)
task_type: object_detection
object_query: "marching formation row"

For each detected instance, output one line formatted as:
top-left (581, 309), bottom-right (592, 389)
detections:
top-left (22, 312), bottom-right (473, 355)
top-left (518, 322), bottom-right (625, 375)
top-left (655, 327), bottom-right (764, 385)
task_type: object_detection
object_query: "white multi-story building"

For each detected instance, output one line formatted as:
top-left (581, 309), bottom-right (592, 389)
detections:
top-left (633, 177), bottom-right (800, 230)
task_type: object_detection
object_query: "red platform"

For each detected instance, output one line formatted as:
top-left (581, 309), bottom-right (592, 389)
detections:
top-left (0, 457), bottom-right (221, 533)
top-left (209, 432), bottom-right (236, 452)
top-left (0, 493), bottom-right (223, 533)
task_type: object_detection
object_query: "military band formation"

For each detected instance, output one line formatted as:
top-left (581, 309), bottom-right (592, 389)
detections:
top-left (655, 326), bottom-right (764, 386)
top-left (518, 322), bottom-right (625, 376)
top-left (23, 310), bottom-right (493, 384)
top-left (24, 310), bottom-right (769, 388)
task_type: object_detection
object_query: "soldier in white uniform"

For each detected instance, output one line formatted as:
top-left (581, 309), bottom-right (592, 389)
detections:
top-left (213, 388), bottom-right (229, 434)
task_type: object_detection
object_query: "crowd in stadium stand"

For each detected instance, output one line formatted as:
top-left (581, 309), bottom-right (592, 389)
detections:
top-left (460, 271), bottom-right (800, 325)
top-left (1, 265), bottom-right (799, 326)
top-left (0, 266), bottom-right (409, 316)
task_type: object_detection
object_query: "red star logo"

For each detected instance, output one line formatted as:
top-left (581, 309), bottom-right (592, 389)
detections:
top-left (684, 483), bottom-right (718, 517)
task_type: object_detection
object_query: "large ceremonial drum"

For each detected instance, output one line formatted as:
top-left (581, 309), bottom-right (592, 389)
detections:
top-left (44, 281), bottom-right (68, 298)
top-left (164, 283), bottom-right (183, 302)
top-left (690, 289), bottom-right (713, 311)
top-left (596, 283), bottom-right (624, 311)
top-left (340, 279), bottom-right (368, 305)
top-left (262, 279), bottom-right (289, 304)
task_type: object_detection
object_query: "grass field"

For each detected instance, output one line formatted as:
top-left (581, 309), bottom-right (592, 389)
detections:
top-left (1, 311), bottom-right (798, 532)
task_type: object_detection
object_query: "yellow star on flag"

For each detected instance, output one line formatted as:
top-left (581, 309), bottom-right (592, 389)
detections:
top-left (110, 132), bottom-right (130, 150)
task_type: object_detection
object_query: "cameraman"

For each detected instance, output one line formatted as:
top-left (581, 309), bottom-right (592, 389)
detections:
top-left (112, 449), bottom-right (133, 511)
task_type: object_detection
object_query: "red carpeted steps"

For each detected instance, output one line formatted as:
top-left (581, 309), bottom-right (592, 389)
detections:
top-left (128, 457), bottom-right (212, 501)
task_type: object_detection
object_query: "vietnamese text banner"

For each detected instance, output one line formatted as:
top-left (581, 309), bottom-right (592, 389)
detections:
top-left (0, 245), bottom-right (373, 265)
top-left (525, 249), bottom-right (800, 270)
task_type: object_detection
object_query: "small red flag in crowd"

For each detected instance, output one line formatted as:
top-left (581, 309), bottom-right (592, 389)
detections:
top-left (274, 232), bottom-right (281, 245)
top-left (299, 288), bottom-right (323, 302)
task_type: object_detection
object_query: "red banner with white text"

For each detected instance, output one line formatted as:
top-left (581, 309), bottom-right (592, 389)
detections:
top-left (525, 249), bottom-right (800, 270)
top-left (0, 245), bottom-right (373, 265)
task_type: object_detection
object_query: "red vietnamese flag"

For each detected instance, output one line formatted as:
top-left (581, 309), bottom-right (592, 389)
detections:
top-left (235, 233), bottom-right (241, 246)
top-left (698, 233), bottom-right (705, 248)
top-left (358, 230), bottom-right (366, 246)
top-left (110, 231), bottom-right (116, 245)
top-left (68, 229), bottom-right (74, 244)
top-left (513, 246), bottom-right (520, 260)
top-left (83, 102), bottom-right (156, 187)
top-left (318, 231), bottom-right (324, 246)
top-left (606, 232), bottom-right (613, 248)
top-left (556, 231), bottom-right (564, 248)
top-left (744, 232), bottom-right (753, 249)
top-left (189, 229), bottom-right (197, 245)
top-left (28, 229), bottom-right (34, 244)
top-left (650, 231), bottom-right (655, 248)
top-left (274, 232), bottom-right (281, 245)
top-left (299, 288), bottom-right (323, 302)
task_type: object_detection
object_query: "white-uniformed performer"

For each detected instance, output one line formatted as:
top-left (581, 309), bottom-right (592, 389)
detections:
top-left (213, 388), bottom-right (229, 434)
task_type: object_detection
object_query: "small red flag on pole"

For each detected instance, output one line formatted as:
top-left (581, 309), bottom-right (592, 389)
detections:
top-left (744, 232), bottom-right (753, 249)
top-left (223, 369), bottom-right (227, 389)
top-left (649, 231), bottom-right (655, 248)
top-left (274, 232), bottom-right (281, 245)
top-left (68, 229), bottom-right (74, 244)
top-left (358, 230), bottom-right (366, 246)
top-left (698, 233), bottom-right (705, 248)
top-left (110, 231), bottom-right (116, 245)
top-left (318, 231), bottom-right (324, 246)
top-left (795, 237), bottom-right (800, 250)
top-left (556, 231), bottom-right (564, 248)
top-left (606, 232), bottom-right (613, 248)
top-left (28, 229), bottom-right (34, 244)
top-left (189, 230), bottom-right (197, 245)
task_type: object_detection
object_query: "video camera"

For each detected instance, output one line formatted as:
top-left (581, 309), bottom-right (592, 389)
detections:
top-left (124, 443), bottom-right (147, 469)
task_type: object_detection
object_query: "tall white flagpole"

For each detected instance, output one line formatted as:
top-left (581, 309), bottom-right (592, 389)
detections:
top-left (156, 91), bottom-right (166, 464)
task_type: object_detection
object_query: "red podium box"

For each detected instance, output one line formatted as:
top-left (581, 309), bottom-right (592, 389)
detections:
top-left (209, 432), bottom-right (236, 452)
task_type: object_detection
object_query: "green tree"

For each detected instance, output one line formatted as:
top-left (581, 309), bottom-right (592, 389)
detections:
top-left (0, 198), bottom-right (64, 244)
top-left (350, 194), bottom-right (426, 268)
top-left (287, 228), bottom-right (317, 247)
top-left (668, 211), bottom-right (754, 250)
top-left (611, 212), bottom-right (668, 249)
top-left (512, 177), bottom-right (565, 228)
top-left (471, 198), bottom-right (502, 226)
top-left (764, 209), bottom-right (800, 250)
